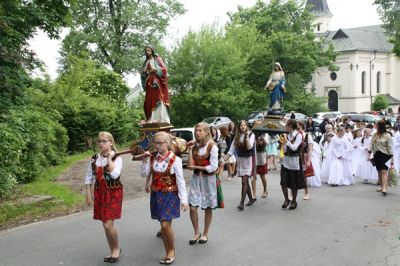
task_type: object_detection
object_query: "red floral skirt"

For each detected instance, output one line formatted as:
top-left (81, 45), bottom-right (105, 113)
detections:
top-left (93, 178), bottom-right (123, 222)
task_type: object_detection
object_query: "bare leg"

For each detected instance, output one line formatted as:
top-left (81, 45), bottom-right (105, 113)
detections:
top-left (160, 221), bottom-right (175, 258)
top-left (227, 163), bottom-right (233, 179)
top-left (201, 209), bottom-right (213, 240)
top-left (260, 174), bottom-right (267, 197)
top-left (189, 207), bottom-right (200, 239)
top-left (377, 171), bottom-right (383, 191)
top-left (251, 178), bottom-right (257, 199)
top-left (304, 178), bottom-right (310, 200)
top-left (381, 170), bottom-right (389, 193)
top-left (103, 220), bottom-right (120, 258)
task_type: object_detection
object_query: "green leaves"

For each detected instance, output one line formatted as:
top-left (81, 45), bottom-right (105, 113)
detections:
top-left (372, 95), bottom-right (389, 111)
top-left (63, 0), bottom-right (185, 74)
top-left (375, 0), bottom-right (400, 57)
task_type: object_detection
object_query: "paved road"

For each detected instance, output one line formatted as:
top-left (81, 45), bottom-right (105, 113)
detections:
top-left (1, 169), bottom-right (400, 266)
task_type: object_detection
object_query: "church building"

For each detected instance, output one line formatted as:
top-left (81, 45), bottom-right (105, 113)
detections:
top-left (307, 0), bottom-right (400, 113)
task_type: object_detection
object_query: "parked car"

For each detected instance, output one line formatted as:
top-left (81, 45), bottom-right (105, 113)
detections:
top-left (201, 116), bottom-right (232, 129)
top-left (170, 127), bottom-right (194, 165)
top-left (312, 111), bottom-right (342, 124)
top-left (345, 114), bottom-right (381, 124)
top-left (247, 110), bottom-right (268, 128)
top-left (283, 112), bottom-right (308, 123)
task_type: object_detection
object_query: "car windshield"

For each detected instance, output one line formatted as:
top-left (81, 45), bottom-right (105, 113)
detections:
top-left (312, 114), bottom-right (320, 118)
top-left (202, 117), bottom-right (216, 123)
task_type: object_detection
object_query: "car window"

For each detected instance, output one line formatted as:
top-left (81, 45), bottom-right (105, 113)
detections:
top-left (174, 131), bottom-right (193, 142)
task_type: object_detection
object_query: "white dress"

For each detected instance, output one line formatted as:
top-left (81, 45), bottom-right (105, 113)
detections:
top-left (307, 141), bottom-right (322, 187)
top-left (227, 132), bottom-right (255, 177)
top-left (351, 137), bottom-right (365, 178)
top-left (355, 137), bottom-right (378, 183)
top-left (325, 136), bottom-right (355, 186)
top-left (393, 132), bottom-right (400, 174)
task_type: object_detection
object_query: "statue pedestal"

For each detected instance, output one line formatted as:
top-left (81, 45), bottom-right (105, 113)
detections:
top-left (129, 122), bottom-right (174, 159)
top-left (251, 115), bottom-right (288, 136)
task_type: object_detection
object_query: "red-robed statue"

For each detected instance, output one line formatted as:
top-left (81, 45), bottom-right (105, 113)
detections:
top-left (140, 45), bottom-right (170, 124)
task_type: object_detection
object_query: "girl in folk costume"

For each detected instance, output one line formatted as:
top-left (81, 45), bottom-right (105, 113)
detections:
top-left (266, 134), bottom-right (279, 170)
top-left (222, 120), bottom-right (256, 211)
top-left (227, 122), bottom-right (237, 178)
top-left (351, 129), bottom-right (364, 178)
top-left (355, 128), bottom-right (378, 183)
top-left (85, 132), bottom-right (123, 263)
top-left (218, 127), bottom-right (233, 180)
top-left (369, 120), bottom-right (394, 195)
top-left (280, 119), bottom-right (306, 210)
top-left (256, 134), bottom-right (269, 198)
top-left (298, 122), bottom-right (313, 200)
top-left (325, 127), bottom-right (355, 186)
top-left (141, 131), bottom-right (188, 264)
top-left (187, 123), bottom-right (219, 245)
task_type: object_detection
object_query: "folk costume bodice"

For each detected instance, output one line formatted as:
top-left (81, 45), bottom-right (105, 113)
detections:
top-left (150, 152), bottom-right (178, 192)
top-left (91, 154), bottom-right (123, 189)
top-left (192, 142), bottom-right (217, 176)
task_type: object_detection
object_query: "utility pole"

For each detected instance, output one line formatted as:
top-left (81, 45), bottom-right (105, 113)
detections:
top-left (369, 50), bottom-right (377, 109)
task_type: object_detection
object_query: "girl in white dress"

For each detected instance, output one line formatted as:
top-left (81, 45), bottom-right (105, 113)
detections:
top-left (320, 132), bottom-right (335, 183)
top-left (351, 129), bottom-right (364, 178)
top-left (308, 141), bottom-right (322, 187)
top-left (393, 126), bottom-right (400, 174)
top-left (326, 127), bottom-right (355, 186)
top-left (355, 128), bottom-right (378, 183)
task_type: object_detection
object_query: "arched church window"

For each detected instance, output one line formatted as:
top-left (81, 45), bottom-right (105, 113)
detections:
top-left (361, 71), bottom-right (366, 94)
top-left (377, 71), bottom-right (381, 93)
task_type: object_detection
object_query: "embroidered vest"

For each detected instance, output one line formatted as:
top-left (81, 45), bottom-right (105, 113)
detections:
top-left (237, 133), bottom-right (253, 157)
top-left (192, 142), bottom-right (216, 176)
top-left (91, 154), bottom-right (122, 189)
top-left (150, 153), bottom-right (178, 192)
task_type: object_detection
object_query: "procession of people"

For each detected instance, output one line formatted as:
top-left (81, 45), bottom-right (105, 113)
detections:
top-left (84, 51), bottom-right (399, 264)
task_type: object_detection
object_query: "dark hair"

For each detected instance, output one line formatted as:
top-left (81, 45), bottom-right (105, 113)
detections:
top-left (297, 121), bottom-right (305, 130)
top-left (286, 119), bottom-right (298, 130)
top-left (376, 120), bottom-right (387, 135)
top-left (220, 127), bottom-right (229, 138)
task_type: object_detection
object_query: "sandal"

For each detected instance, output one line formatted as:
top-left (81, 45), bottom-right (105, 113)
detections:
top-left (198, 236), bottom-right (208, 244)
top-left (164, 256), bottom-right (175, 265)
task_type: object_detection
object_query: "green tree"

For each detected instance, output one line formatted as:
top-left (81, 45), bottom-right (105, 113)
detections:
top-left (372, 95), bottom-right (389, 111)
top-left (168, 26), bottom-right (256, 126)
top-left (226, 0), bottom-right (336, 113)
top-left (62, 0), bottom-right (185, 75)
top-left (0, 0), bottom-right (70, 112)
top-left (375, 0), bottom-right (400, 57)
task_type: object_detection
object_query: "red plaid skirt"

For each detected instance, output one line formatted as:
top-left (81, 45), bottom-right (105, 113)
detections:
top-left (93, 172), bottom-right (123, 222)
top-left (256, 163), bottom-right (268, 175)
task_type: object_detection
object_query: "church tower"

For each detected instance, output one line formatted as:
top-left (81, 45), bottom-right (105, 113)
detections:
top-left (306, 0), bottom-right (333, 33)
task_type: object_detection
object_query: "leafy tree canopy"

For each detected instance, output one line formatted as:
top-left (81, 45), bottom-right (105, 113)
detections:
top-left (374, 0), bottom-right (400, 57)
top-left (62, 0), bottom-right (185, 75)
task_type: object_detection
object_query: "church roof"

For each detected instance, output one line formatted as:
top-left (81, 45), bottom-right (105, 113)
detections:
top-left (306, 0), bottom-right (333, 17)
top-left (323, 25), bottom-right (393, 53)
top-left (384, 94), bottom-right (400, 105)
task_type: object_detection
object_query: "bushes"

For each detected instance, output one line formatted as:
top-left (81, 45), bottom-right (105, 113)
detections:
top-left (0, 106), bottom-right (68, 196)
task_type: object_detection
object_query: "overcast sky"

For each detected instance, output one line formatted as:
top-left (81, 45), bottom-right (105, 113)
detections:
top-left (29, 0), bottom-right (382, 80)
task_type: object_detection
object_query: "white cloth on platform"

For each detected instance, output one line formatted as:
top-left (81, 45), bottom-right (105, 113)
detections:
top-left (351, 137), bottom-right (365, 178)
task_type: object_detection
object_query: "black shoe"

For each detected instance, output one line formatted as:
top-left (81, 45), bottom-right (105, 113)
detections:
top-left (156, 231), bottom-right (162, 238)
top-left (237, 204), bottom-right (244, 211)
top-left (281, 200), bottom-right (290, 209)
top-left (245, 198), bottom-right (256, 206)
top-left (198, 236), bottom-right (208, 244)
top-left (189, 234), bottom-right (201, 245)
top-left (382, 191), bottom-right (387, 196)
top-left (289, 202), bottom-right (297, 210)
top-left (104, 248), bottom-right (121, 263)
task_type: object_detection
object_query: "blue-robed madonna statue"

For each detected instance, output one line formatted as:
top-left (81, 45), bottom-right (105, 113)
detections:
top-left (264, 62), bottom-right (286, 113)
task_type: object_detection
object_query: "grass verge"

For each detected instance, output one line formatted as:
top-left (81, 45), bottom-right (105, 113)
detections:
top-left (0, 151), bottom-right (93, 230)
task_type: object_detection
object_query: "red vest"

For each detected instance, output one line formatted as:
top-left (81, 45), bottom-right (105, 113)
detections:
top-left (192, 142), bottom-right (216, 176)
top-left (150, 152), bottom-right (178, 192)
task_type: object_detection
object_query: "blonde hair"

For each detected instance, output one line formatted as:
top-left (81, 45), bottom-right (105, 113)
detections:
top-left (153, 131), bottom-right (172, 145)
top-left (98, 131), bottom-right (117, 151)
top-left (194, 122), bottom-right (212, 144)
